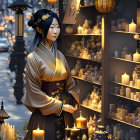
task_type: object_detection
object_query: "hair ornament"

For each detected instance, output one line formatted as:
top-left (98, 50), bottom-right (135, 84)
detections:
top-left (30, 13), bottom-right (35, 20)
top-left (34, 14), bottom-right (51, 25)
top-left (42, 14), bottom-right (51, 20)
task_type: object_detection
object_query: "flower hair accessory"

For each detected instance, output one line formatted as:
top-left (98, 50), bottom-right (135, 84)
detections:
top-left (33, 13), bottom-right (51, 25)
top-left (42, 14), bottom-right (51, 20)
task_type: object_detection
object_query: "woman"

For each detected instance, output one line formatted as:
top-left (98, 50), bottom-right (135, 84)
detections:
top-left (24, 9), bottom-right (80, 140)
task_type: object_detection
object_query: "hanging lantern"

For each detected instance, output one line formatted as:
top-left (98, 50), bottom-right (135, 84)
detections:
top-left (47, 0), bottom-right (58, 4)
top-left (95, 0), bottom-right (116, 14)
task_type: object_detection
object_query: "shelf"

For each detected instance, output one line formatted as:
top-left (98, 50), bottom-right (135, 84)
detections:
top-left (72, 76), bottom-right (101, 86)
top-left (80, 104), bottom-right (101, 114)
top-left (65, 54), bottom-right (102, 63)
top-left (112, 81), bottom-right (140, 90)
top-left (106, 116), bottom-right (140, 129)
top-left (113, 31), bottom-right (140, 35)
top-left (63, 34), bottom-right (102, 36)
top-left (80, 5), bottom-right (95, 8)
top-left (112, 57), bottom-right (140, 64)
top-left (110, 93), bottom-right (140, 103)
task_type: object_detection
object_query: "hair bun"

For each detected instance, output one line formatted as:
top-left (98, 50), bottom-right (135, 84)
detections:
top-left (28, 19), bottom-right (37, 29)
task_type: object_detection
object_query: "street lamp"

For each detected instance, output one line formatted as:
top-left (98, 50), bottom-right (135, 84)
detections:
top-left (8, 0), bottom-right (32, 104)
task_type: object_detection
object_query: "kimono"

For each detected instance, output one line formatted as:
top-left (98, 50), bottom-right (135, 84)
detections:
top-left (24, 43), bottom-right (80, 140)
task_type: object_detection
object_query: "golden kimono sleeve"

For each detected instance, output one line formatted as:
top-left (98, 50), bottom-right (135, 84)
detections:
top-left (24, 53), bottom-right (62, 116)
top-left (64, 57), bottom-right (80, 104)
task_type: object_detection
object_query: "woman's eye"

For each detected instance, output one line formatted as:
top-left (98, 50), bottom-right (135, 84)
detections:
top-left (57, 27), bottom-right (60, 28)
top-left (50, 27), bottom-right (53, 28)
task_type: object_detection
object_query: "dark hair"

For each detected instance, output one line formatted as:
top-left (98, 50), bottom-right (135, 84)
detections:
top-left (28, 9), bottom-right (61, 50)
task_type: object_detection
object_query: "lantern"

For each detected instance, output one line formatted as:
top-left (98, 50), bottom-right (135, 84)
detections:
top-left (0, 100), bottom-right (10, 124)
top-left (95, 0), bottom-right (116, 14)
top-left (47, 0), bottom-right (58, 4)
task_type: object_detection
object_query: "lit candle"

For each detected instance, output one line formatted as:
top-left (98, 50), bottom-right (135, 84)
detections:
top-left (78, 25), bottom-right (83, 34)
top-left (122, 72), bottom-right (130, 85)
top-left (65, 125), bottom-right (71, 138)
top-left (133, 51), bottom-right (140, 62)
top-left (32, 127), bottom-right (44, 140)
top-left (129, 19), bottom-right (136, 33)
top-left (76, 111), bottom-right (87, 129)
top-left (70, 123), bottom-right (80, 140)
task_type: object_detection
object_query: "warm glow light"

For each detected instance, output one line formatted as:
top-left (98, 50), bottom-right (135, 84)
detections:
top-left (95, 0), bottom-right (116, 13)
top-left (129, 19), bottom-right (136, 33)
top-left (47, 0), bottom-right (58, 4)
top-left (0, 27), bottom-right (5, 31)
top-left (122, 72), bottom-right (130, 85)
top-left (32, 127), bottom-right (44, 140)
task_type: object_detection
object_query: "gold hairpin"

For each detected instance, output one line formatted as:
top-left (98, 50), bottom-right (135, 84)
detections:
top-left (42, 14), bottom-right (51, 20)
top-left (33, 13), bottom-right (51, 26)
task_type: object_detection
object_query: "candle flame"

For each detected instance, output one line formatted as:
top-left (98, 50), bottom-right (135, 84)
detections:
top-left (73, 123), bottom-right (76, 129)
top-left (80, 111), bottom-right (83, 117)
top-left (37, 125), bottom-right (40, 130)
top-left (67, 125), bottom-right (69, 129)
top-left (131, 19), bottom-right (135, 24)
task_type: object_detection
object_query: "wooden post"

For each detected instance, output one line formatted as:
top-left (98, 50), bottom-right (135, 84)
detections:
top-left (101, 15), bottom-right (109, 126)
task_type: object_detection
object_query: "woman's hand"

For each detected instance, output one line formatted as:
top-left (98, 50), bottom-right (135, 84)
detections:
top-left (62, 104), bottom-right (77, 113)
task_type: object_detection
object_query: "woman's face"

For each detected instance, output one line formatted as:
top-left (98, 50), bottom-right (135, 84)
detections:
top-left (46, 18), bottom-right (60, 42)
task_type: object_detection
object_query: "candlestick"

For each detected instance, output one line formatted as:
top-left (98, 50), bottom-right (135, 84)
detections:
top-left (32, 127), bottom-right (44, 140)
top-left (129, 19), bottom-right (136, 33)
top-left (78, 25), bottom-right (83, 34)
top-left (133, 51), bottom-right (140, 62)
top-left (122, 72), bottom-right (130, 85)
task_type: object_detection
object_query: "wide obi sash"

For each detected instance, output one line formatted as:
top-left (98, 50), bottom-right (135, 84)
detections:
top-left (41, 80), bottom-right (66, 100)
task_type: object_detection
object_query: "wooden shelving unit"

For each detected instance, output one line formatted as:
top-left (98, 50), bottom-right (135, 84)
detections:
top-left (80, 104), bottom-right (101, 114)
top-left (110, 93), bottom-right (140, 103)
top-left (63, 34), bottom-right (102, 36)
top-left (112, 57), bottom-right (140, 64)
top-left (60, 0), bottom-right (104, 124)
top-left (60, 0), bottom-right (140, 139)
top-left (65, 54), bottom-right (102, 63)
top-left (80, 5), bottom-right (95, 8)
top-left (106, 116), bottom-right (140, 129)
top-left (113, 31), bottom-right (140, 35)
top-left (112, 81), bottom-right (140, 90)
top-left (72, 76), bottom-right (101, 86)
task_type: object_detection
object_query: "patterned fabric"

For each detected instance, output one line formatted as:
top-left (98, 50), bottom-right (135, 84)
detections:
top-left (24, 80), bottom-right (75, 140)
